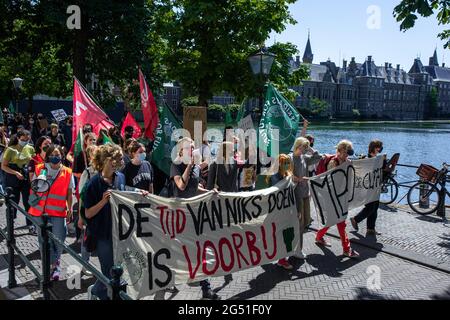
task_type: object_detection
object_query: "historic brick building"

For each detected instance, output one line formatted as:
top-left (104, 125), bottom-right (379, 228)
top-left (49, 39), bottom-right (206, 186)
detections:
top-left (289, 36), bottom-right (450, 120)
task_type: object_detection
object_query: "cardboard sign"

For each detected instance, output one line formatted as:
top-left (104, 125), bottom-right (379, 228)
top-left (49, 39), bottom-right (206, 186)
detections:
top-left (183, 106), bottom-right (207, 147)
top-left (51, 109), bottom-right (68, 122)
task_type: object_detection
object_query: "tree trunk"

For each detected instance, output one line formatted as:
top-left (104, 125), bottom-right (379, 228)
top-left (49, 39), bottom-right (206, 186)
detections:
top-left (73, 9), bottom-right (89, 84)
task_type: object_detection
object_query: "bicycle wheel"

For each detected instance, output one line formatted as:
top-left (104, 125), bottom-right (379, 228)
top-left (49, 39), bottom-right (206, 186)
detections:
top-left (407, 181), bottom-right (441, 215)
top-left (379, 176), bottom-right (399, 205)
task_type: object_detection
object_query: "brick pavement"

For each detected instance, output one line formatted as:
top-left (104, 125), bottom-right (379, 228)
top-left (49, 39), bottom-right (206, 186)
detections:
top-left (1, 202), bottom-right (449, 300)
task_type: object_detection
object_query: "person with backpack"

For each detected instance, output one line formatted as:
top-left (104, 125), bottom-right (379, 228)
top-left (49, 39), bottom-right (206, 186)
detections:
top-left (83, 144), bottom-right (128, 299)
top-left (290, 137), bottom-right (322, 259)
top-left (28, 144), bottom-right (75, 281)
top-left (350, 140), bottom-right (385, 236)
top-left (77, 145), bottom-right (98, 277)
top-left (170, 137), bottom-right (220, 300)
top-left (315, 139), bottom-right (360, 258)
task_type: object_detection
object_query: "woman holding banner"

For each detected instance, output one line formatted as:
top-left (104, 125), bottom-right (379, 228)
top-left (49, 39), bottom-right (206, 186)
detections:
top-left (267, 154), bottom-right (295, 270)
top-left (83, 144), bottom-right (128, 300)
top-left (170, 137), bottom-right (221, 300)
top-left (291, 137), bottom-right (322, 259)
top-left (206, 141), bottom-right (239, 283)
top-left (350, 139), bottom-right (385, 236)
top-left (315, 140), bottom-right (360, 258)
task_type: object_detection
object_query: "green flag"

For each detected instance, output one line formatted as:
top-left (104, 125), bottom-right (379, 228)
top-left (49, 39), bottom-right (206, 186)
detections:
top-left (225, 105), bottom-right (233, 126)
top-left (258, 83), bottom-right (300, 157)
top-left (8, 101), bottom-right (15, 113)
top-left (74, 128), bottom-right (84, 157)
top-left (102, 132), bottom-right (114, 145)
top-left (235, 98), bottom-right (246, 123)
top-left (152, 105), bottom-right (182, 176)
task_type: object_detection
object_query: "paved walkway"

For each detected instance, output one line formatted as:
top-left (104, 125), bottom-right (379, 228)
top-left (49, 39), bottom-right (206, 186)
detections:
top-left (1, 201), bottom-right (449, 300)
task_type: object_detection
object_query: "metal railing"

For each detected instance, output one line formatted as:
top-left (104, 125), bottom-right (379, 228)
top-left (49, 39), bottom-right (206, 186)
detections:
top-left (0, 187), bottom-right (132, 300)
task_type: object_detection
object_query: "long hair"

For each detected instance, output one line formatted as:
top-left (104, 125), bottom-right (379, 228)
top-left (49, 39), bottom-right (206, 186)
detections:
top-left (266, 154), bottom-right (293, 184)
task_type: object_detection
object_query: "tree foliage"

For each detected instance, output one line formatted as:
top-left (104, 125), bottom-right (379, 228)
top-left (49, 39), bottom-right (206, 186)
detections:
top-left (394, 0), bottom-right (450, 48)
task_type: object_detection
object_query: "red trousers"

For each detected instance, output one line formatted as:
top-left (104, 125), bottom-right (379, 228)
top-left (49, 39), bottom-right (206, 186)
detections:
top-left (316, 220), bottom-right (351, 253)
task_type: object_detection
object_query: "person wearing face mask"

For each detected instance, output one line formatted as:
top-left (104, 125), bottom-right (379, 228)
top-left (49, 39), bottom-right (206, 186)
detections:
top-left (315, 140), bottom-right (360, 258)
top-left (26, 117), bottom-right (40, 143)
top-left (29, 144), bottom-right (75, 280)
top-left (83, 144), bottom-right (135, 300)
top-left (123, 126), bottom-right (134, 141)
top-left (170, 137), bottom-right (220, 300)
top-left (290, 137), bottom-right (322, 260)
top-left (61, 116), bottom-right (73, 150)
top-left (350, 140), bottom-right (385, 236)
top-left (123, 141), bottom-right (154, 194)
top-left (48, 123), bottom-right (66, 149)
top-left (1, 130), bottom-right (35, 232)
top-left (28, 136), bottom-right (51, 181)
top-left (73, 132), bottom-right (97, 181)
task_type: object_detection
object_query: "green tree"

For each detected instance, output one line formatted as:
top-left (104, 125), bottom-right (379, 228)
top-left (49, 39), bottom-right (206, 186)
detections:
top-left (428, 86), bottom-right (439, 118)
top-left (393, 0), bottom-right (450, 48)
top-left (310, 98), bottom-right (329, 117)
top-left (164, 0), bottom-right (297, 107)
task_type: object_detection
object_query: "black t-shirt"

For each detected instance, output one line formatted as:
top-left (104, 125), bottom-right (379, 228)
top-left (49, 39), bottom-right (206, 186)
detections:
top-left (170, 163), bottom-right (201, 198)
top-left (73, 152), bottom-right (86, 174)
top-left (123, 160), bottom-right (153, 191)
top-left (84, 172), bottom-right (126, 241)
top-left (50, 133), bottom-right (66, 147)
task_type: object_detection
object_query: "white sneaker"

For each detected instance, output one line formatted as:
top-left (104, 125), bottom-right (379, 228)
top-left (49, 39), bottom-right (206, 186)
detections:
top-left (87, 285), bottom-right (99, 300)
top-left (292, 250), bottom-right (306, 259)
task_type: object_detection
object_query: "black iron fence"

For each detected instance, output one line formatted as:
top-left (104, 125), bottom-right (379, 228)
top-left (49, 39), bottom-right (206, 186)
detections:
top-left (0, 187), bottom-right (132, 300)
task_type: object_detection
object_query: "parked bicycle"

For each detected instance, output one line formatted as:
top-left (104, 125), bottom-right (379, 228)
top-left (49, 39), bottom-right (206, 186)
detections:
top-left (379, 153), bottom-right (400, 205)
top-left (407, 162), bottom-right (449, 215)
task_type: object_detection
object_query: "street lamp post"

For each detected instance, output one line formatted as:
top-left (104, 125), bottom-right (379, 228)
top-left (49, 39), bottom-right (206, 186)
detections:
top-left (12, 76), bottom-right (23, 114)
top-left (248, 48), bottom-right (276, 121)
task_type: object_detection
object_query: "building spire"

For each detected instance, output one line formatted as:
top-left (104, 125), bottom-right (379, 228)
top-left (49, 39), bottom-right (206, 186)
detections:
top-left (302, 30), bottom-right (313, 64)
top-left (429, 48), bottom-right (439, 66)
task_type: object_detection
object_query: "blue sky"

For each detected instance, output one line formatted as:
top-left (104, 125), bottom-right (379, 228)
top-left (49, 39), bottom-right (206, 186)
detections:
top-left (267, 0), bottom-right (449, 70)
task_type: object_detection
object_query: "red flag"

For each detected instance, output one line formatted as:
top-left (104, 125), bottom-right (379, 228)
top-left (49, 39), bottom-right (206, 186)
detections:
top-left (72, 78), bottom-right (115, 146)
top-left (139, 69), bottom-right (159, 140)
top-left (120, 112), bottom-right (142, 139)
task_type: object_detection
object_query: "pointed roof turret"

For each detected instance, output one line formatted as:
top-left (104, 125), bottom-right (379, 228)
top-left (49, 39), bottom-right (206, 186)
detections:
top-left (302, 30), bottom-right (314, 64)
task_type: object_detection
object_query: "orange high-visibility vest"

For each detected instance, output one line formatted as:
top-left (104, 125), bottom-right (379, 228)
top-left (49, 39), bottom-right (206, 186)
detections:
top-left (28, 163), bottom-right (72, 218)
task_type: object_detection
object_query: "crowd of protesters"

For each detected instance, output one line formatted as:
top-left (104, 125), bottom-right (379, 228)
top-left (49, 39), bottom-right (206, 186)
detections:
top-left (0, 109), bottom-right (386, 300)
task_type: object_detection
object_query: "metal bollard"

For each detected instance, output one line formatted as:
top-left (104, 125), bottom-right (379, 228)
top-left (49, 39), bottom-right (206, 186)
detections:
top-left (110, 265), bottom-right (127, 300)
top-left (40, 214), bottom-right (52, 300)
top-left (437, 180), bottom-right (447, 219)
top-left (5, 188), bottom-right (17, 288)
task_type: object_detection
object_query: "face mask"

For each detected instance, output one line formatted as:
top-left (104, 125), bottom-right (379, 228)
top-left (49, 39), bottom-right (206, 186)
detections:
top-left (49, 156), bottom-right (61, 164)
top-left (347, 149), bottom-right (355, 156)
top-left (138, 153), bottom-right (146, 161)
top-left (18, 140), bottom-right (28, 147)
top-left (29, 120), bottom-right (34, 124)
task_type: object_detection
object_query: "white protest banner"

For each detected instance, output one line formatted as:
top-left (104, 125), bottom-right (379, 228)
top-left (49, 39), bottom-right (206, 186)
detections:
top-left (51, 109), bottom-right (68, 122)
top-left (110, 177), bottom-right (300, 299)
top-left (238, 114), bottom-right (254, 131)
top-left (309, 156), bottom-right (384, 227)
